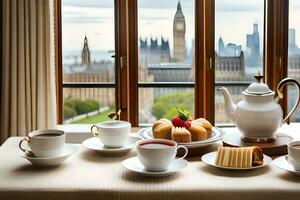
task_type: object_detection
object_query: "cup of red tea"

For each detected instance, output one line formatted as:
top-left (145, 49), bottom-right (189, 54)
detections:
top-left (136, 139), bottom-right (188, 172)
top-left (288, 141), bottom-right (300, 171)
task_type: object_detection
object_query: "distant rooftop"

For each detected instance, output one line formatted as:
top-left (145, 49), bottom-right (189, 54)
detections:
top-left (148, 62), bottom-right (191, 69)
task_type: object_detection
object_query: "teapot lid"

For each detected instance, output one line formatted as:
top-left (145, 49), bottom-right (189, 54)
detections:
top-left (244, 72), bottom-right (273, 95)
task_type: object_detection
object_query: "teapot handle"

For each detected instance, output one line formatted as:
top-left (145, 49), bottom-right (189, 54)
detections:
top-left (276, 78), bottom-right (300, 124)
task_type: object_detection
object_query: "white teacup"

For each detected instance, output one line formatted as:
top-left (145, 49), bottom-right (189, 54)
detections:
top-left (19, 129), bottom-right (65, 158)
top-left (91, 120), bottom-right (131, 148)
top-left (136, 139), bottom-right (188, 172)
top-left (288, 141), bottom-right (300, 171)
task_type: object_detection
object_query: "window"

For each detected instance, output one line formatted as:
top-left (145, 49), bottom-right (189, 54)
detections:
top-left (288, 0), bottom-right (300, 122)
top-left (55, 0), bottom-right (293, 126)
top-left (61, 0), bottom-right (116, 124)
top-left (137, 0), bottom-right (195, 125)
top-left (214, 0), bottom-right (264, 124)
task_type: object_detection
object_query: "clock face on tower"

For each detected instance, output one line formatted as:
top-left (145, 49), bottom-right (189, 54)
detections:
top-left (176, 23), bottom-right (184, 31)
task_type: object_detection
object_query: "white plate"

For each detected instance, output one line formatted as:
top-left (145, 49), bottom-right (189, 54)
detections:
top-left (138, 127), bottom-right (224, 148)
top-left (18, 144), bottom-right (78, 167)
top-left (201, 151), bottom-right (272, 170)
top-left (82, 136), bottom-right (139, 154)
top-left (273, 155), bottom-right (300, 177)
top-left (122, 156), bottom-right (188, 177)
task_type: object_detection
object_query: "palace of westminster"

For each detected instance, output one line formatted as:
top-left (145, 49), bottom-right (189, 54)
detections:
top-left (63, 1), bottom-right (300, 123)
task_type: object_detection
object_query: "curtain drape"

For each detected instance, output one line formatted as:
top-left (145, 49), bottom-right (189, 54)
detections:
top-left (1, 0), bottom-right (56, 144)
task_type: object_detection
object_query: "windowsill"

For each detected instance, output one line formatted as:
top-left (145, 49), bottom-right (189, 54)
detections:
top-left (57, 124), bottom-right (141, 143)
top-left (58, 123), bottom-right (300, 144)
top-left (57, 124), bottom-right (93, 143)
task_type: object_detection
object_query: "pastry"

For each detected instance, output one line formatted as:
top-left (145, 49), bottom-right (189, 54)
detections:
top-left (171, 127), bottom-right (192, 143)
top-left (152, 118), bottom-right (172, 139)
top-left (192, 118), bottom-right (213, 130)
top-left (187, 125), bottom-right (207, 141)
top-left (215, 146), bottom-right (264, 168)
top-left (151, 109), bottom-right (213, 143)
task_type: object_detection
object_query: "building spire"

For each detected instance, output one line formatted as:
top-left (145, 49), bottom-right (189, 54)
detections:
top-left (253, 23), bottom-right (258, 33)
top-left (82, 34), bottom-right (91, 67)
top-left (177, 0), bottom-right (181, 11)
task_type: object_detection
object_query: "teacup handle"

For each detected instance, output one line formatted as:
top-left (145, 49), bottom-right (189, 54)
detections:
top-left (18, 137), bottom-right (31, 153)
top-left (175, 145), bottom-right (188, 162)
top-left (276, 78), bottom-right (300, 124)
top-left (91, 125), bottom-right (100, 137)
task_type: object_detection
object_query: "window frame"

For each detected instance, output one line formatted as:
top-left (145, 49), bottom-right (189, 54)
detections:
top-left (55, 0), bottom-right (290, 126)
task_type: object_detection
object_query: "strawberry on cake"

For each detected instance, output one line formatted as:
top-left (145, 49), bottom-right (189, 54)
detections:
top-left (152, 110), bottom-right (212, 143)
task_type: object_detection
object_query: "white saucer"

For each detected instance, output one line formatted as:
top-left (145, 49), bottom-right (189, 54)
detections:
top-left (138, 127), bottom-right (224, 148)
top-left (18, 144), bottom-right (78, 167)
top-left (201, 151), bottom-right (272, 170)
top-left (122, 156), bottom-right (188, 177)
top-left (273, 155), bottom-right (300, 177)
top-left (82, 136), bottom-right (139, 154)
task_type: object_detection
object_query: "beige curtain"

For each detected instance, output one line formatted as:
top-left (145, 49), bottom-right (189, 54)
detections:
top-left (1, 0), bottom-right (56, 143)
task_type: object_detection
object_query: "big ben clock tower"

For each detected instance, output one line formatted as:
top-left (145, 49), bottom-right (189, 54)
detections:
top-left (173, 1), bottom-right (186, 62)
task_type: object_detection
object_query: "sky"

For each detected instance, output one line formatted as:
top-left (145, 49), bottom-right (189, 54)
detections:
top-left (62, 0), bottom-right (300, 53)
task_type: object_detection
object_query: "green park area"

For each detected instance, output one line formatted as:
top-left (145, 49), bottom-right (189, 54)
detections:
top-left (64, 91), bottom-right (193, 124)
top-left (71, 109), bottom-right (114, 124)
top-left (152, 91), bottom-right (193, 119)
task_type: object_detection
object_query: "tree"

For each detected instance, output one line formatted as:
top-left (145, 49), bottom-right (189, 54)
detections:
top-left (151, 91), bottom-right (194, 119)
top-left (63, 98), bottom-right (100, 116)
top-left (64, 106), bottom-right (77, 119)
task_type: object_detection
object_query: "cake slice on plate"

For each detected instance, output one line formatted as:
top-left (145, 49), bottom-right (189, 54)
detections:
top-left (215, 146), bottom-right (264, 168)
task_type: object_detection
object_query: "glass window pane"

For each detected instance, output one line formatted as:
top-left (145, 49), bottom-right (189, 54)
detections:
top-left (62, 0), bottom-right (115, 83)
top-left (138, 0), bottom-right (195, 82)
top-left (62, 0), bottom-right (116, 124)
top-left (138, 0), bottom-right (195, 125)
top-left (288, 0), bottom-right (300, 122)
top-left (214, 0), bottom-right (264, 124)
top-left (139, 88), bottom-right (194, 125)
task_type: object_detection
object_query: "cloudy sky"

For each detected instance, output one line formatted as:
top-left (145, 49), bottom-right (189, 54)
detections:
top-left (62, 0), bottom-right (300, 53)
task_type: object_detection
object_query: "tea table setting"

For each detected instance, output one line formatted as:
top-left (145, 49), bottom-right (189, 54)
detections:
top-left (0, 123), bottom-right (300, 200)
top-left (1, 76), bottom-right (300, 200)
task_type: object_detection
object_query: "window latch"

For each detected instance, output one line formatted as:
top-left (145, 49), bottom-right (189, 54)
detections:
top-left (278, 56), bottom-right (282, 69)
top-left (120, 56), bottom-right (126, 69)
top-left (206, 57), bottom-right (213, 70)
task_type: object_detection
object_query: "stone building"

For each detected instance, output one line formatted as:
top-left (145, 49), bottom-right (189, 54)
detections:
top-left (246, 23), bottom-right (260, 67)
top-left (173, 1), bottom-right (186, 62)
top-left (215, 52), bottom-right (245, 81)
top-left (139, 37), bottom-right (170, 66)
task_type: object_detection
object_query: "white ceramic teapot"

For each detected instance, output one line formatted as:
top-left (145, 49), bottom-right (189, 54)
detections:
top-left (218, 74), bottom-right (300, 142)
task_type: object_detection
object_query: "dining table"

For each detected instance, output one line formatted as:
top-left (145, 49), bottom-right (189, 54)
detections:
top-left (0, 124), bottom-right (300, 200)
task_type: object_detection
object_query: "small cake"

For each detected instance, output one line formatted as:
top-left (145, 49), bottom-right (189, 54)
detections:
top-left (192, 118), bottom-right (213, 130)
top-left (152, 118), bottom-right (172, 139)
top-left (151, 109), bottom-right (213, 143)
top-left (171, 127), bottom-right (192, 143)
top-left (215, 146), bottom-right (264, 168)
top-left (187, 125), bottom-right (207, 141)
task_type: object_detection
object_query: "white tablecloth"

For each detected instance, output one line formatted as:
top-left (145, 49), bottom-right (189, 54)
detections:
top-left (1, 125), bottom-right (300, 200)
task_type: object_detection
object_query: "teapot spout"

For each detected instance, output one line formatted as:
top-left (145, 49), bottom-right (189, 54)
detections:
top-left (217, 87), bottom-right (236, 122)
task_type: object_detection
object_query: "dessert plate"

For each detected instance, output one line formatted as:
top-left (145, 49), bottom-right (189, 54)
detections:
top-left (82, 136), bottom-right (139, 154)
top-left (138, 127), bottom-right (224, 148)
top-left (273, 155), bottom-right (300, 177)
top-left (122, 156), bottom-right (188, 177)
top-left (18, 144), bottom-right (78, 167)
top-left (201, 151), bottom-right (272, 170)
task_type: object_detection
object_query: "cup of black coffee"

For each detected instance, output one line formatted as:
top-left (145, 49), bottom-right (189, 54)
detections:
top-left (19, 130), bottom-right (65, 157)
